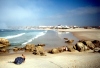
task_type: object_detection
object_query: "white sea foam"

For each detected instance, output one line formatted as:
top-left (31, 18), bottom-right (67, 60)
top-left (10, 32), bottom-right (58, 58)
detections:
top-left (66, 32), bottom-right (70, 34)
top-left (1, 33), bottom-right (25, 39)
top-left (22, 31), bottom-right (47, 45)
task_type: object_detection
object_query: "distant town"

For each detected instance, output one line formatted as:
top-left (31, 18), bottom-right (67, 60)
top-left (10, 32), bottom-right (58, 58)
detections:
top-left (7, 25), bottom-right (100, 30)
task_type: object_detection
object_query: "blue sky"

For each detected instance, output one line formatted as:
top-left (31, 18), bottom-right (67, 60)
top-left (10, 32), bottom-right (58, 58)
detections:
top-left (0, 0), bottom-right (100, 28)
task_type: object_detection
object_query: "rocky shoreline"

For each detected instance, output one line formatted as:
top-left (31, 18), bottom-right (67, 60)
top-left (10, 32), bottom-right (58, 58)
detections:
top-left (0, 36), bottom-right (100, 55)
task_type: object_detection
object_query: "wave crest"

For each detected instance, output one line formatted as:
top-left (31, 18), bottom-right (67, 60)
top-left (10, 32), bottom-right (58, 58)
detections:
top-left (1, 33), bottom-right (25, 39)
top-left (22, 31), bottom-right (47, 45)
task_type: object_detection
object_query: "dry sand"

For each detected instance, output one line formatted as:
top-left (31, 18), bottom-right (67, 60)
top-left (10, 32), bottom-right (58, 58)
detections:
top-left (0, 29), bottom-right (100, 68)
top-left (0, 52), bottom-right (100, 68)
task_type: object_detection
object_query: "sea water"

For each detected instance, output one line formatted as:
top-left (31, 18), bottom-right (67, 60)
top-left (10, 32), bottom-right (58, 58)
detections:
top-left (0, 29), bottom-right (78, 49)
top-left (0, 29), bottom-right (47, 47)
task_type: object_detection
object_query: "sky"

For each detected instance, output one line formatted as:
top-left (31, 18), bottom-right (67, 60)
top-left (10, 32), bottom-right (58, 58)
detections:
top-left (0, 0), bottom-right (100, 28)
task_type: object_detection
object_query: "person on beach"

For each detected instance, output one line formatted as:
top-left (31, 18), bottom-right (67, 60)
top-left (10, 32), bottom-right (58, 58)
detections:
top-left (22, 54), bottom-right (25, 61)
top-left (13, 54), bottom-right (26, 65)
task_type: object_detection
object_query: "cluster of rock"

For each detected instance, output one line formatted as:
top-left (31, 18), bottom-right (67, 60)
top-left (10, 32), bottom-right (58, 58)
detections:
top-left (0, 38), bottom-right (46, 56)
top-left (64, 38), bottom-right (100, 53)
top-left (25, 44), bottom-right (46, 56)
top-left (0, 38), bottom-right (10, 48)
top-left (48, 38), bottom-right (100, 54)
top-left (48, 46), bottom-right (68, 54)
top-left (0, 38), bottom-right (10, 53)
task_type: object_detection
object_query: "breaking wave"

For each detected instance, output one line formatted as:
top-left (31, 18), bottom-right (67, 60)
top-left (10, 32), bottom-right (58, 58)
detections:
top-left (22, 31), bottom-right (47, 45)
top-left (1, 33), bottom-right (25, 39)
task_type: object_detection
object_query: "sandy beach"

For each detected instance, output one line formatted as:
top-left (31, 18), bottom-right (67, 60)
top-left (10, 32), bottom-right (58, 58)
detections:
top-left (0, 29), bottom-right (100, 68)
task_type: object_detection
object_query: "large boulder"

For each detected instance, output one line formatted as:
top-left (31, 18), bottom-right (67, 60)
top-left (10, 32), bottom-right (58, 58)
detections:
top-left (33, 46), bottom-right (46, 56)
top-left (74, 42), bottom-right (89, 52)
top-left (25, 44), bottom-right (35, 52)
top-left (83, 41), bottom-right (95, 50)
top-left (0, 38), bottom-right (10, 48)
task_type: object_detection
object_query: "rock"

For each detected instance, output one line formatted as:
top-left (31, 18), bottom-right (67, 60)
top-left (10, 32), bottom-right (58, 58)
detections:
top-left (93, 47), bottom-right (100, 53)
top-left (64, 38), bottom-right (68, 40)
top-left (48, 48), bottom-right (60, 54)
top-left (57, 47), bottom-right (63, 52)
top-left (13, 47), bottom-right (19, 51)
top-left (78, 39), bottom-right (86, 42)
top-left (65, 40), bottom-right (74, 43)
top-left (18, 47), bottom-right (24, 51)
top-left (37, 44), bottom-right (45, 47)
top-left (74, 42), bottom-right (89, 52)
top-left (92, 40), bottom-right (100, 48)
top-left (67, 44), bottom-right (75, 52)
top-left (0, 38), bottom-right (10, 48)
top-left (0, 44), bottom-right (4, 48)
top-left (0, 48), bottom-right (7, 52)
top-left (60, 46), bottom-right (68, 52)
top-left (33, 46), bottom-right (46, 56)
top-left (83, 41), bottom-right (95, 50)
top-left (25, 44), bottom-right (35, 52)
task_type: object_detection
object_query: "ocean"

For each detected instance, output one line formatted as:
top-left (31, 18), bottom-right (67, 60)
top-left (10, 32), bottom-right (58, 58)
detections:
top-left (0, 29), bottom-right (78, 49)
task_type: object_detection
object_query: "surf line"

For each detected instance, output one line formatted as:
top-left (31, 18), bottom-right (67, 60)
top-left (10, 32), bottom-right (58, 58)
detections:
top-left (1, 33), bottom-right (25, 39)
top-left (22, 31), bottom-right (47, 45)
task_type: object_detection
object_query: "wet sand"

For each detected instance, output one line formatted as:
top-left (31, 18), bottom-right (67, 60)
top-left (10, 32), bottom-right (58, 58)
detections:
top-left (72, 31), bottom-right (100, 41)
top-left (0, 29), bottom-right (100, 68)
